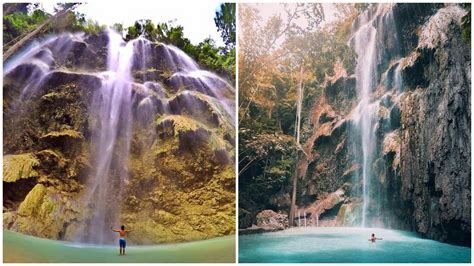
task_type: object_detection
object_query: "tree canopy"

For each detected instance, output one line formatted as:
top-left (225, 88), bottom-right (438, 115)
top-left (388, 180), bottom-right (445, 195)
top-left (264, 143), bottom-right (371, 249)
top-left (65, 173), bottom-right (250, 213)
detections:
top-left (214, 3), bottom-right (236, 52)
top-left (238, 3), bottom-right (360, 219)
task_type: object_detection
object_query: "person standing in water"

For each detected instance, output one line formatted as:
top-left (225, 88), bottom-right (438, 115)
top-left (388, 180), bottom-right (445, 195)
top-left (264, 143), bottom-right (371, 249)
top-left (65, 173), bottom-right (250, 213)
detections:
top-left (369, 233), bottom-right (383, 243)
top-left (110, 225), bottom-right (132, 255)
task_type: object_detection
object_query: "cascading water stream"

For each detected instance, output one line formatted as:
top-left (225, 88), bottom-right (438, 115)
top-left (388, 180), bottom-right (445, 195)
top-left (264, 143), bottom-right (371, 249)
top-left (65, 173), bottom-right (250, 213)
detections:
top-left (350, 4), bottom-right (395, 227)
top-left (75, 31), bottom-right (234, 244)
top-left (78, 30), bottom-right (135, 244)
top-left (4, 33), bottom-right (86, 105)
top-left (167, 45), bottom-right (236, 121)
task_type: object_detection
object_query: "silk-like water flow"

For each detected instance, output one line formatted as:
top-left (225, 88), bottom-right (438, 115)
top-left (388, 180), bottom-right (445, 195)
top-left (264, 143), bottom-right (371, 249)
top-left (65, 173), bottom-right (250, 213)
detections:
top-left (350, 4), bottom-right (399, 227)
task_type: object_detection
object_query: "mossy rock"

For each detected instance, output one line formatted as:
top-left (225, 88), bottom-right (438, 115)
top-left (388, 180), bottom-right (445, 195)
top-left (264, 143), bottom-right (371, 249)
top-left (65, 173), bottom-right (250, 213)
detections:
top-left (216, 165), bottom-right (235, 190)
top-left (3, 153), bottom-right (39, 182)
top-left (40, 92), bottom-right (64, 102)
top-left (13, 184), bottom-right (80, 239)
top-left (41, 130), bottom-right (84, 141)
top-left (167, 72), bottom-right (232, 100)
top-left (156, 115), bottom-right (208, 135)
top-left (168, 91), bottom-right (233, 130)
top-left (40, 130), bottom-right (84, 153)
top-left (377, 105), bottom-right (390, 120)
top-left (336, 203), bottom-right (360, 226)
top-left (156, 115), bottom-right (213, 152)
top-left (5, 62), bottom-right (49, 88)
top-left (17, 184), bottom-right (48, 217)
top-left (42, 70), bottom-right (102, 91)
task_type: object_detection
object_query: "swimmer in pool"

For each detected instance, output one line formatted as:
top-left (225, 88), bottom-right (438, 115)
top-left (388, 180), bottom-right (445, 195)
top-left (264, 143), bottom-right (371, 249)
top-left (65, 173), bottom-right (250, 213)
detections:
top-left (110, 225), bottom-right (132, 255)
top-left (369, 233), bottom-right (383, 243)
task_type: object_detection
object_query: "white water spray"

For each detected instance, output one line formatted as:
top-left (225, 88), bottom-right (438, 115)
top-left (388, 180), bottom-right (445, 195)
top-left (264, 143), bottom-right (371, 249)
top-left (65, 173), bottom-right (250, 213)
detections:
top-left (350, 5), bottom-right (394, 227)
top-left (79, 30), bottom-right (135, 244)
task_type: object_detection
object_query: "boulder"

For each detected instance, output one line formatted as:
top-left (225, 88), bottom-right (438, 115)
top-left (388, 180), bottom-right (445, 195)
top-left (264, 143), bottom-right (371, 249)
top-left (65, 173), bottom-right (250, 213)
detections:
top-left (256, 209), bottom-right (288, 230)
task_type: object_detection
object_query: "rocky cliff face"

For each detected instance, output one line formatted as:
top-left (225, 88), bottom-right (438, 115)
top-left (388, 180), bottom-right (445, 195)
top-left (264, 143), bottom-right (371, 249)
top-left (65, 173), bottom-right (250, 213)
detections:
top-left (3, 31), bottom-right (235, 244)
top-left (293, 4), bottom-right (470, 246)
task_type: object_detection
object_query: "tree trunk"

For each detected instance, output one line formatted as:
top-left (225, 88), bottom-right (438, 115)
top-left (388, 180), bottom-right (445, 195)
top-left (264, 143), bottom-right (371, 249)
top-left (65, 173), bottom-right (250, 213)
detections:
top-left (295, 63), bottom-right (304, 145)
top-left (3, 8), bottom-right (70, 63)
top-left (289, 163), bottom-right (299, 227)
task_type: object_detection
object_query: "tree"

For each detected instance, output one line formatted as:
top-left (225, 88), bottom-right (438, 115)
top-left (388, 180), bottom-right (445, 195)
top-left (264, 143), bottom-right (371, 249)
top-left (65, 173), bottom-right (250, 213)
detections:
top-left (53, 3), bottom-right (80, 13)
top-left (3, 3), bottom-right (80, 62)
top-left (214, 3), bottom-right (236, 51)
top-left (112, 23), bottom-right (124, 34)
top-left (238, 3), bottom-right (325, 227)
top-left (238, 3), bottom-right (359, 228)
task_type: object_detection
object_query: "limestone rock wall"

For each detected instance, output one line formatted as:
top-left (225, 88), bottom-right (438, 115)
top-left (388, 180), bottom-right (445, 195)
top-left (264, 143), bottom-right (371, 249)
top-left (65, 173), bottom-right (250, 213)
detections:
top-left (3, 31), bottom-right (235, 244)
top-left (295, 4), bottom-right (470, 246)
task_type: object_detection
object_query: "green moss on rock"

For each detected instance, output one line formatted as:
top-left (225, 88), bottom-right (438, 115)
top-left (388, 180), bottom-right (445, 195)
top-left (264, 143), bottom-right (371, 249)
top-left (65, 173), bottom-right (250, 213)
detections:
top-left (3, 153), bottom-right (39, 182)
top-left (41, 130), bottom-right (84, 141)
top-left (156, 115), bottom-right (208, 135)
top-left (17, 184), bottom-right (47, 217)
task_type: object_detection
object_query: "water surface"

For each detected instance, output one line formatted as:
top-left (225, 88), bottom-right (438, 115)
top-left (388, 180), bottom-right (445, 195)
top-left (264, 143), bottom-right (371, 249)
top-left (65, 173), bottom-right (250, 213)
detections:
top-left (238, 227), bottom-right (471, 263)
top-left (4, 230), bottom-right (235, 262)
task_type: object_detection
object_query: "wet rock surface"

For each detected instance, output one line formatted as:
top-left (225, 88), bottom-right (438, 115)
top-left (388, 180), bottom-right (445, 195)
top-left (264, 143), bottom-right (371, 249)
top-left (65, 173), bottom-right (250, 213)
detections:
top-left (310, 4), bottom-right (469, 246)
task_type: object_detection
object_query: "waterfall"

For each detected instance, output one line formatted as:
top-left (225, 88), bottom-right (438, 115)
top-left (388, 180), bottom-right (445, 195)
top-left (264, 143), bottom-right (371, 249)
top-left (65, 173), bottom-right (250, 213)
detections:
top-left (170, 70), bottom-right (235, 122)
top-left (4, 21), bottom-right (235, 243)
top-left (4, 33), bottom-right (85, 106)
top-left (295, 63), bottom-right (304, 145)
top-left (350, 4), bottom-right (397, 227)
top-left (75, 31), bottom-right (233, 244)
top-left (78, 30), bottom-right (135, 244)
top-left (304, 211), bottom-right (307, 227)
top-left (393, 64), bottom-right (403, 92)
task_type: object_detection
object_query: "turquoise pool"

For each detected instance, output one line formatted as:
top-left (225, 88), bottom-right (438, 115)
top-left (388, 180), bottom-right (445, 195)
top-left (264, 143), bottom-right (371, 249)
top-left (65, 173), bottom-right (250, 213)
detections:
top-left (238, 227), bottom-right (471, 263)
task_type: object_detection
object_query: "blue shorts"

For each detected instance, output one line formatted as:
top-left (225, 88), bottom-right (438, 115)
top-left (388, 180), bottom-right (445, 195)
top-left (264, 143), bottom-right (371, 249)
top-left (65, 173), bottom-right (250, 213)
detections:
top-left (119, 238), bottom-right (126, 248)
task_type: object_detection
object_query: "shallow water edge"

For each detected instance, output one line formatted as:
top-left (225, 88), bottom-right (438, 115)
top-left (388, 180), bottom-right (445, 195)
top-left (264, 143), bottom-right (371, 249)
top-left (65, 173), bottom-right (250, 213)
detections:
top-left (4, 230), bottom-right (235, 263)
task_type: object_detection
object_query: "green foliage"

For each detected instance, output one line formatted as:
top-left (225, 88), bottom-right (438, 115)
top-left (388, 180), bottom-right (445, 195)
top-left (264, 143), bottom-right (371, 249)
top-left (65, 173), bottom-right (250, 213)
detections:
top-left (214, 3), bottom-right (236, 51)
top-left (3, 4), bottom-right (105, 48)
top-left (3, 8), bottom-right (50, 46)
top-left (185, 38), bottom-right (235, 78)
top-left (111, 23), bottom-right (124, 34)
top-left (124, 19), bottom-right (235, 80)
top-left (71, 16), bottom-right (105, 35)
top-left (239, 131), bottom-right (297, 208)
top-left (461, 3), bottom-right (471, 47)
top-left (3, 5), bottom-right (234, 79)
